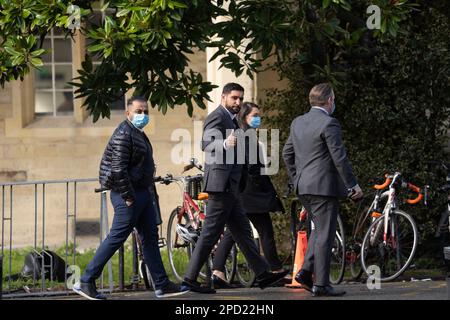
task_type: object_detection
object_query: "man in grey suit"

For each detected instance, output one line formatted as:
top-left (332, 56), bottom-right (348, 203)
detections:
top-left (283, 83), bottom-right (363, 297)
top-left (181, 83), bottom-right (288, 293)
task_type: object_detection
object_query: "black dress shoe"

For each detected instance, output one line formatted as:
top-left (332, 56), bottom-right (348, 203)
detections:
top-left (181, 278), bottom-right (216, 294)
top-left (256, 269), bottom-right (290, 289)
top-left (212, 275), bottom-right (238, 289)
top-left (312, 285), bottom-right (346, 297)
top-left (295, 269), bottom-right (313, 292)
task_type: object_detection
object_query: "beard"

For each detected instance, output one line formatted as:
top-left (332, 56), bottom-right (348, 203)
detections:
top-left (224, 104), bottom-right (241, 114)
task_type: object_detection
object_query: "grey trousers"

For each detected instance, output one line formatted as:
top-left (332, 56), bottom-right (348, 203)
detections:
top-left (299, 194), bottom-right (339, 286)
top-left (184, 192), bottom-right (269, 281)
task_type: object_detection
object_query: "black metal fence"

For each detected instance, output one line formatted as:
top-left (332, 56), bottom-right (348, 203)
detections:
top-left (0, 178), bottom-right (135, 298)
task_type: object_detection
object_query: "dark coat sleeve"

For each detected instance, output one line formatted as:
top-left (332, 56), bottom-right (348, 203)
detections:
top-left (323, 118), bottom-right (357, 189)
top-left (282, 123), bottom-right (297, 185)
top-left (201, 111), bottom-right (225, 152)
top-left (110, 129), bottom-right (135, 201)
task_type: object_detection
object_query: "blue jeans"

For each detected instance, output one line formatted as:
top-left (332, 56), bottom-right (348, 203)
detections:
top-left (80, 188), bottom-right (169, 289)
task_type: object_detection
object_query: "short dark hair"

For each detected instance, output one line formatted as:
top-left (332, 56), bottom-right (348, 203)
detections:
top-left (222, 83), bottom-right (244, 95)
top-left (127, 96), bottom-right (148, 108)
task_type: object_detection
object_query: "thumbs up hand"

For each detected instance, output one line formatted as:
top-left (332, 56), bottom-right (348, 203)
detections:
top-left (225, 129), bottom-right (237, 148)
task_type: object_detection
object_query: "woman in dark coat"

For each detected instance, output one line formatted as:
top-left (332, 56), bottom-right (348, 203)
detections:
top-left (211, 102), bottom-right (286, 288)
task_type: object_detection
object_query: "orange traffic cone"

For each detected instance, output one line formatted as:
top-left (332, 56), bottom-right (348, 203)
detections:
top-left (286, 231), bottom-right (308, 288)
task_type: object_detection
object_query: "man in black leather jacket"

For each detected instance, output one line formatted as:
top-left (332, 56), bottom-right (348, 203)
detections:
top-left (74, 97), bottom-right (188, 300)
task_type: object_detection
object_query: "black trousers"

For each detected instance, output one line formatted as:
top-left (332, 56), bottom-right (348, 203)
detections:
top-left (299, 194), bottom-right (339, 286)
top-left (184, 192), bottom-right (269, 281)
top-left (212, 212), bottom-right (283, 272)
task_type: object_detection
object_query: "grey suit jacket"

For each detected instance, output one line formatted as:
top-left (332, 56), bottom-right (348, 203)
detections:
top-left (282, 108), bottom-right (357, 199)
top-left (202, 105), bottom-right (242, 193)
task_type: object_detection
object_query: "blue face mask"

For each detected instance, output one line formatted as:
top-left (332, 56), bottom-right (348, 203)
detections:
top-left (249, 116), bottom-right (261, 129)
top-left (131, 113), bottom-right (149, 129)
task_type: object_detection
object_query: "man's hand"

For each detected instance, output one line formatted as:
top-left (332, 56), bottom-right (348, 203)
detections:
top-left (349, 184), bottom-right (363, 201)
top-left (225, 129), bottom-right (237, 148)
top-left (126, 200), bottom-right (134, 207)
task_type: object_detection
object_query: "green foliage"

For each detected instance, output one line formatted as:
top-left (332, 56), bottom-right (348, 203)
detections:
top-left (0, 0), bottom-right (417, 121)
top-left (263, 0), bottom-right (450, 262)
top-left (0, 0), bottom-right (295, 121)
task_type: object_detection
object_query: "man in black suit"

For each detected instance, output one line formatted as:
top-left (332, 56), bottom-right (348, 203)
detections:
top-left (283, 83), bottom-right (363, 297)
top-left (181, 83), bottom-right (288, 293)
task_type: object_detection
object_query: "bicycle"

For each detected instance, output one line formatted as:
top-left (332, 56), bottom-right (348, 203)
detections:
top-left (341, 179), bottom-right (392, 282)
top-left (360, 172), bottom-right (424, 282)
top-left (161, 158), bottom-right (237, 285)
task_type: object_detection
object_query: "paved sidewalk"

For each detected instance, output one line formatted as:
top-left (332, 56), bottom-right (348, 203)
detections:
top-left (19, 279), bottom-right (449, 300)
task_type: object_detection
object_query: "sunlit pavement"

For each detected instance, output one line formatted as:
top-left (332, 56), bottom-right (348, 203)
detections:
top-left (17, 279), bottom-right (449, 300)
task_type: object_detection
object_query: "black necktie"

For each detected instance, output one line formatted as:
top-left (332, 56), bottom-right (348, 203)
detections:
top-left (232, 118), bottom-right (239, 129)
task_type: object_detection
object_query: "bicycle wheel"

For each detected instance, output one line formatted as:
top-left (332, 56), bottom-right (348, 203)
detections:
top-left (236, 239), bottom-right (259, 287)
top-left (167, 207), bottom-right (194, 282)
top-left (225, 244), bottom-right (237, 283)
top-left (348, 243), bottom-right (363, 280)
top-left (361, 210), bottom-right (418, 282)
top-left (350, 191), bottom-right (389, 281)
top-left (329, 214), bottom-right (346, 285)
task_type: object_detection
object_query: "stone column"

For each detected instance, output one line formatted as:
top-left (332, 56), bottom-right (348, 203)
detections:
top-left (72, 29), bottom-right (88, 123)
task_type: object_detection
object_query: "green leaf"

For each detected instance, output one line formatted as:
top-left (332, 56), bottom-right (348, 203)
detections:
top-left (31, 49), bottom-right (46, 57)
top-left (104, 16), bottom-right (113, 35)
top-left (101, 2), bottom-right (110, 12)
top-left (87, 43), bottom-right (106, 52)
top-left (30, 57), bottom-right (43, 67)
top-left (4, 47), bottom-right (20, 57)
top-left (22, 9), bottom-right (31, 19)
top-left (117, 9), bottom-right (130, 17)
top-left (171, 1), bottom-right (188, 9)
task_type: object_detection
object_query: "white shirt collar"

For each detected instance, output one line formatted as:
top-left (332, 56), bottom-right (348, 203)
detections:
top-left (312, 106), bottom-right (329, 115)
top-left (222, 105), bottom-right (236, 120)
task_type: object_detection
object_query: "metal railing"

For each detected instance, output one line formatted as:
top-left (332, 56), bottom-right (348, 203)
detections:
top-left (0, 178), bottom-right (128, 298)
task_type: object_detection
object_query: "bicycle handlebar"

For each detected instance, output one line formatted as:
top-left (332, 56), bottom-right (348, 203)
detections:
top-left (374, 175), bottom-right (392, 190)
top-left (372, 173), bottom-right (424, 205)
top-left (405, 183), bottom-right (423, 204)
top-left (154, 173), bottom-right (203, 185)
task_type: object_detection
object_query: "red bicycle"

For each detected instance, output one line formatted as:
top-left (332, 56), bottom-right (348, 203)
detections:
top-left (158, 158), bottom-right (237, 284)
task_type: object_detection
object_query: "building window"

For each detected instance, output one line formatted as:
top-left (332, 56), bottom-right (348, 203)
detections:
top-left (86, 1), bottom-right (126, 113)
top-left (35, 28), bottom-right (74, 116)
